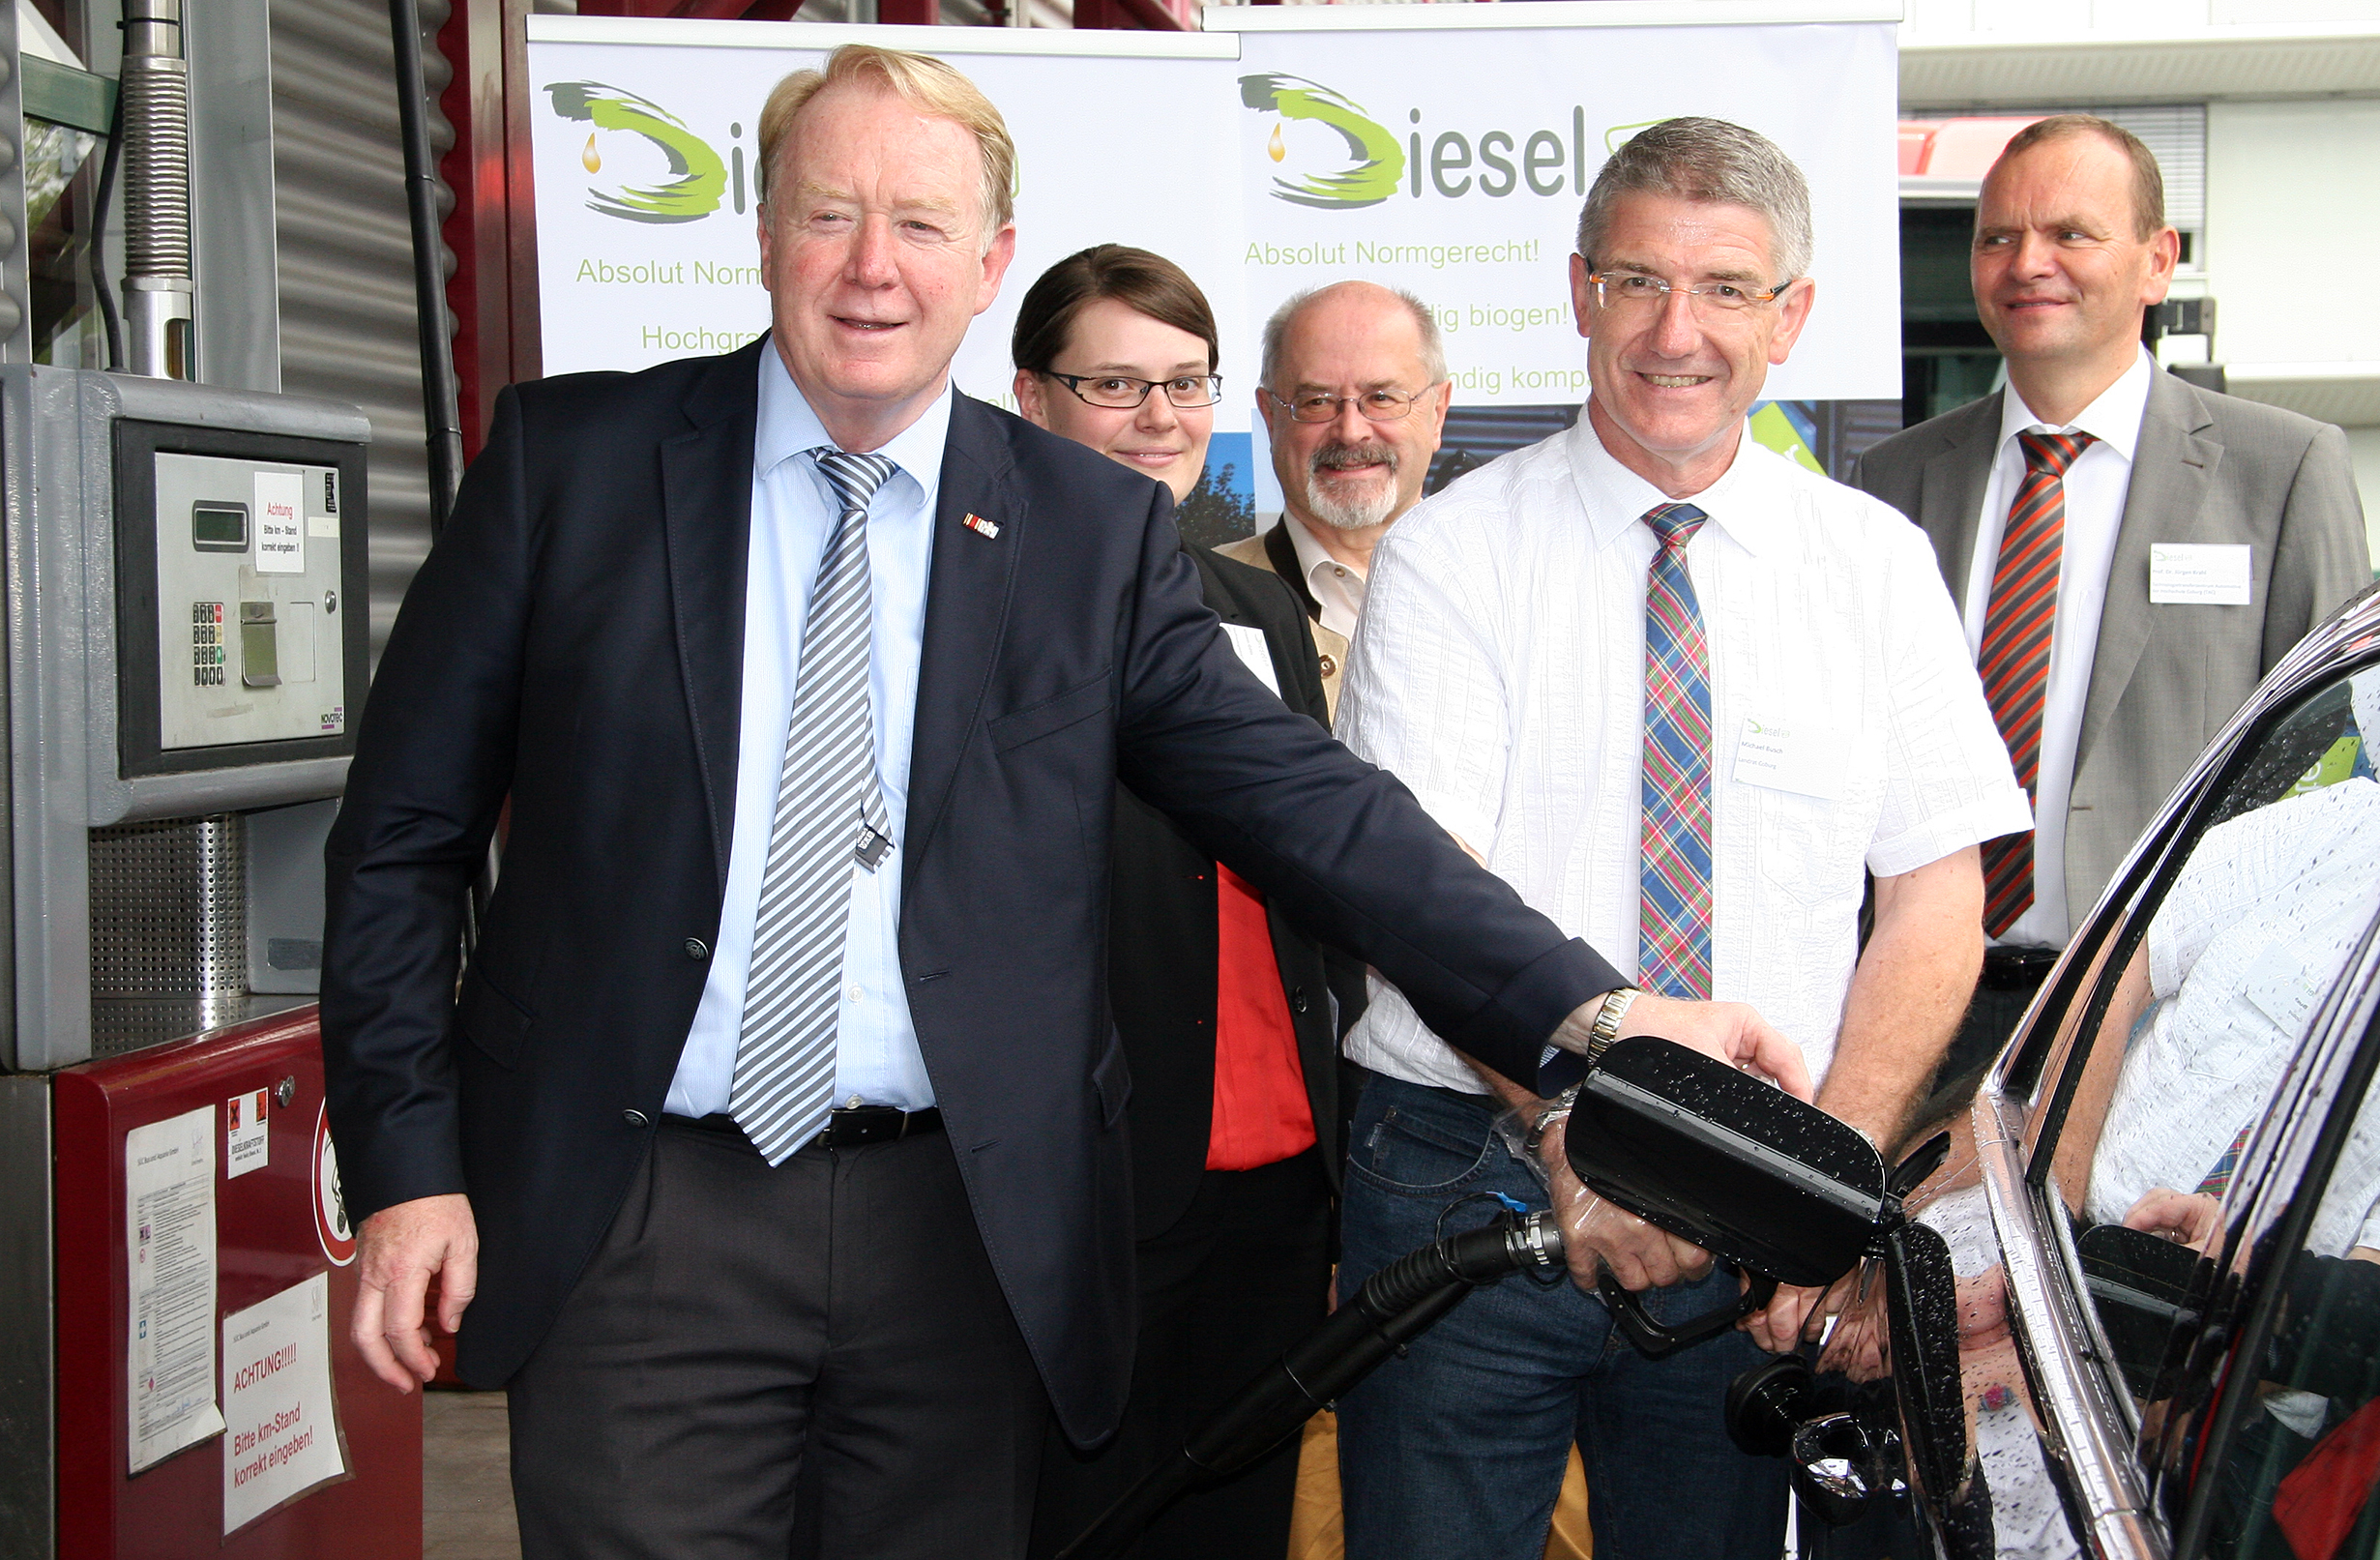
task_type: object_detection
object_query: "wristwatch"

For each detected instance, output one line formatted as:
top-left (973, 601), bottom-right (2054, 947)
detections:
top-left (1584, 986), bottom-right (1642, 1068)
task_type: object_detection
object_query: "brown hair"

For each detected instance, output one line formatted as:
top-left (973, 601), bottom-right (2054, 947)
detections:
top-left (1990, 114), bottom-right (2165, 240)
top-left (756, 44), bottom-right (1015, 237)
top-left (1011, 245), bottom-right (1219, 375)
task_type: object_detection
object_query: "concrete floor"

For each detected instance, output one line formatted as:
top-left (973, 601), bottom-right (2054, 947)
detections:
top-left (423, 1390), bottom-right (519, 1560)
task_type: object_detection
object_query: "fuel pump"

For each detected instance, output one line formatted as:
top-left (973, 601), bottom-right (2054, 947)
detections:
top-left (0, 6), bottom-right (424, 1556)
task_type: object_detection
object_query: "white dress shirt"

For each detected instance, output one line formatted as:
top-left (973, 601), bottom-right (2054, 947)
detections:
top-left (1339, 412), bottom-right (2031, 1096)
top-left (2087, 775), bottom-right (2380, 1258)
top-left (1279, 514), bottom-right (1367, 641)
top-left (1962, 347), bottom-right (2156, 950)
top-left (665, 349), bottom-right (949, 1117)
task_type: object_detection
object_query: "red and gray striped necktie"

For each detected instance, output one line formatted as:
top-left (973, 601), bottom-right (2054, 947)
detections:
top-left (1979, 429), bottom-right (2094, 938)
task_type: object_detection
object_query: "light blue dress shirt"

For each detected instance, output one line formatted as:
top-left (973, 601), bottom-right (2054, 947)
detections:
top-left (664, 348), bottom-right (947, 1117)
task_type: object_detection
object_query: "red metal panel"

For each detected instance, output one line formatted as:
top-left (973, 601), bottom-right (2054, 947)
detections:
top-left (875, 0), bottom-right (943, 24)
top-left (438, 0), bottom-right (546, 461)
top-left (1072, 0), bottom-right (1194, 32)
top-left (53, 1011), bottom-right (422, 1560)
top-left (438, 0), bottom-right (510, 460)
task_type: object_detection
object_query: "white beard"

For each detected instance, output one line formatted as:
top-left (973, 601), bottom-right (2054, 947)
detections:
top-left (1302, 470), bottom-right (1399, 531)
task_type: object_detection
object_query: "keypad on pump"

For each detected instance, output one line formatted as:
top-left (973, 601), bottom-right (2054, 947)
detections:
top-left (191, 602), bottom-right (226, 686)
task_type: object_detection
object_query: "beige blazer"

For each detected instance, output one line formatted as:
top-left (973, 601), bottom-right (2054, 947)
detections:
top-left (1216, 520), bottom-right (1352, 721)
top-left (1852, 369), bottom-right (2370, 927)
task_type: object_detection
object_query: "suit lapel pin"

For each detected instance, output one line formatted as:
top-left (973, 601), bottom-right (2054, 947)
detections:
top-left (962, 512), bottom-right (1000, 540)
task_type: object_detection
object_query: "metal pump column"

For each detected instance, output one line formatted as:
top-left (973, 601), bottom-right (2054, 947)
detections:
top-left (121, 0), bottom-right (193, 379)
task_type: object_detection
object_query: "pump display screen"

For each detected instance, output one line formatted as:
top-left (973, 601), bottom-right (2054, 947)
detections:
top-left (147, 450), bottom-right (351, 753)
top-left (191, 501), bottom-right (248, 551)
top-left (93, 405), bottom-right (370, 791)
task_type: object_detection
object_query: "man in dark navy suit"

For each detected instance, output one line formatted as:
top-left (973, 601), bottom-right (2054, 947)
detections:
top-left (322, 44), bottom-right (1806, 1560)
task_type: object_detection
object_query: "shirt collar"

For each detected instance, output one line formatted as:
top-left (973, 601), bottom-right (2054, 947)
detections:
top-left (1281, 512), bottom-right (1355, 586)
top-left (1565, 403), bottom-right (1789, 559)
top-left (754, 339), bottom-right (953, 500)
top-left (1997, 344), bottom-right (2154, 463)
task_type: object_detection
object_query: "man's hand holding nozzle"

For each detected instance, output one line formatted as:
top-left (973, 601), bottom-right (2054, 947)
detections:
top-left (1499, 991), bottom-right (1809, 1296)
top-left (1527, 1103), bottom-right (1716, 1295)
top-left (1550, 991), bottom-right (1813, 1103)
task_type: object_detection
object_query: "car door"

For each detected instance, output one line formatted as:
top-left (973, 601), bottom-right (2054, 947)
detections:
top-left (1878, 603), bottom-right (2380, 1560)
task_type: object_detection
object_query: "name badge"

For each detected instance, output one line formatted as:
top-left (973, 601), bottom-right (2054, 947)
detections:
top-left (2149, 544), bottom-right (2251, 605)
top-left (1219, 622), bottom-right (1281, 697)
top-left (1732, 716), bottom-right (1845, 802)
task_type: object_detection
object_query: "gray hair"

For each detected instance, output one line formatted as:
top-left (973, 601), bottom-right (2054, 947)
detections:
top-left (1573, 117), bottom-right (1812, 287)
top-left (1259, 281), bottom-right (1449, 391)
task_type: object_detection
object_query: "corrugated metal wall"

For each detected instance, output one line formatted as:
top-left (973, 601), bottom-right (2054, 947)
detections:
top-left (269, 0), bottom-right (455, 658)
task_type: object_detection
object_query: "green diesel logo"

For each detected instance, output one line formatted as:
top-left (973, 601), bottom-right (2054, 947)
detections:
top-left (1240, 74), bottom-right (1404, 210)
top-left (1247, 80), bottom-right (1663, 210)
top-left (547, 82), bottom-right (732, 224)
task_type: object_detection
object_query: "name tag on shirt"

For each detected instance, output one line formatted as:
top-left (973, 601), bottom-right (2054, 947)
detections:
top-left (1219, 622), bottom-right (1281, 697)
top-left (1732, 716), bottom-right (1846, 802)
top-left (2149, 544), bottom-right (2251, 605)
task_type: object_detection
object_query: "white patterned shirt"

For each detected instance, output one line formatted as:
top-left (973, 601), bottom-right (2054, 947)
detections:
top-left (2088, 775), bottom-right (2380, 1256)
top-left (1339, 412), bottom-right (2032, 1095)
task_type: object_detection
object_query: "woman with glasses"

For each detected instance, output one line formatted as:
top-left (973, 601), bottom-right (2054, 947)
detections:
top-left (1014, 246), bottom-right (1343, 1560)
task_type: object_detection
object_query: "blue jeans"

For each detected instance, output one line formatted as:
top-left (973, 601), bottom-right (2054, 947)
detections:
top-left (1336, 1074), bottom-right (1786, 1560)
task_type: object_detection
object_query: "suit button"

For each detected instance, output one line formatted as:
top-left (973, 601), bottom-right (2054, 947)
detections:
top-left (1317, 655), bottom-right (1338, 678)
top-left (1290, 986), bottom-right (1309, 1015)
top-left (623, 1108), bottom-right (651, 1128)
top-left (684, 938), bottom-right (710, 960)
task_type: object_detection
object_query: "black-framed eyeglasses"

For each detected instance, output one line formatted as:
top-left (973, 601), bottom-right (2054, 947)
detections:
top-left (1043, 371), bottom-right (1224, 410)
top-left (1264, 386), bottom-right (1436, 424)
top-left (1583, 269), bottom-right (1794, 314)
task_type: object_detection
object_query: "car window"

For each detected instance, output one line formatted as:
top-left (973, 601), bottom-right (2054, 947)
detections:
top-left (2025, 662), bottom-right (2380, 1455)
top-left (2165, 1015), bottom-right (2380, 1560)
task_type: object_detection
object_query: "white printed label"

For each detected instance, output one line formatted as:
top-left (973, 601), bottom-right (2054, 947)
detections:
top-left (2149, 544), bottom-right (2251, 605)
top-left (1731, 716), bottom-right (1847, 802)
top-left (1219, 622), bottom-right (1281, 698)
top-left (253, 472), bottom-right (306, 574)
top-left (128, 1105), bottom-right (225, 1472)
top-left (221, 1273), bottom-right (347, 1534)
top-left (226, 1088), bottom-right (270, 1178)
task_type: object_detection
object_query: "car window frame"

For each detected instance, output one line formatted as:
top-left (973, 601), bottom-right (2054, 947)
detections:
top-left (2160, 929), bottom-right (2380, 1556)
top-left (1967, 621), bottom-right (2380, 1555)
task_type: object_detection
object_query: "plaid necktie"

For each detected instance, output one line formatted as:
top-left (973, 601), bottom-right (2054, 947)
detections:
top-left (2195, 1119), bottom-right (2255, 1199)
top-left (1979, 430), bottom-right (2094, 938)
top-left (732, 449), bottom-right (900, 1165)
top-left (1640, 502), bottom-right (1712, 1001)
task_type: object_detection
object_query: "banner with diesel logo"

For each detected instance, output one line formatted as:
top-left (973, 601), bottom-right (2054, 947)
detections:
top-left (526, 4), bottom-right (1897, 513)
top-left (1219, 2), bottom-right (1899, 408)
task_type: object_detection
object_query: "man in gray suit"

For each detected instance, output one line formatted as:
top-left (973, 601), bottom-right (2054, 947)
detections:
top-left (1854, 113), bottom-right (2369, 1073)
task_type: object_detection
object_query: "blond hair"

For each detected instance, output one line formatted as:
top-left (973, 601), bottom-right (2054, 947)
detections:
top-left (756, 44), bottom-right (1016, 238)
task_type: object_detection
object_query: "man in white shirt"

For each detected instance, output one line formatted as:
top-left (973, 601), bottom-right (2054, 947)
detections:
top-left (1217, 281), bottom-right (1451, 719)
top-left (1854, 115), bottom-right (2369, 1080)
top-left (1331, 118), bottom-right (2032, 1560)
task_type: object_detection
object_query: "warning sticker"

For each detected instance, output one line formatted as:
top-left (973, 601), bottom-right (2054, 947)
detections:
top-left (254, 471), bottom-right (305, 574)
top-left (221, 1273), bottom-right (349, 1532)
top-left (226, 1088), bottom-right (269, 1178)
top-left (311, 1104), bottom-right (354, 1267)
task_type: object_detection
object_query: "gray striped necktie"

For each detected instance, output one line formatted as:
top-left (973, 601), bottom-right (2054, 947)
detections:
top-left (731, 448), bottom-right (899, 1164)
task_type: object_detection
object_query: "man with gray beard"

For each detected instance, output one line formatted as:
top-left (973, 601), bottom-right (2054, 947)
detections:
top-left (1218, 281), bottom-right (1452, 720)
